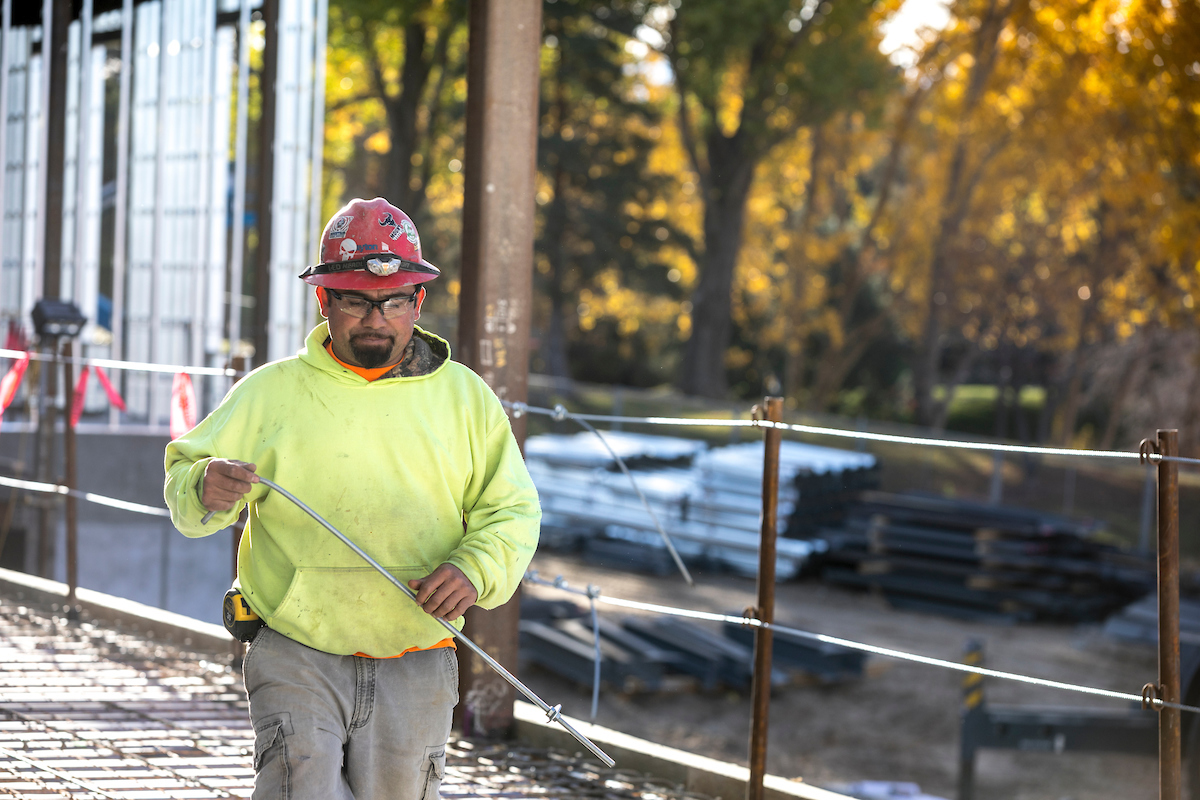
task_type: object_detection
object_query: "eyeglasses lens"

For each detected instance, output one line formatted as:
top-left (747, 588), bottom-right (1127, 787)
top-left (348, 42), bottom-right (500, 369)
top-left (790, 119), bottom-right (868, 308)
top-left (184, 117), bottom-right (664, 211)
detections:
top-left (333, 291), bottom-right (417, 319)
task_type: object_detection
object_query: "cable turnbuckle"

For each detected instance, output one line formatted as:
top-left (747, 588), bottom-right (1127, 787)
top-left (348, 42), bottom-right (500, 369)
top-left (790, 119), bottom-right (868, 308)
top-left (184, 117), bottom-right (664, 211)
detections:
top-left (1142, 682), bottom-right (1164, 710)
top-left (1139, 439), bottom-right (1161, 465)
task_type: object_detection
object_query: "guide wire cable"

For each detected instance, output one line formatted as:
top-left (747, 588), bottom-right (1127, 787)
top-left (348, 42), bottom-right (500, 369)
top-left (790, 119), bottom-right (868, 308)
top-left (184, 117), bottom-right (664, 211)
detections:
top-left (540, 406), bottom-right (693, 585)
top-left (6, 340), bottom-right (1200, 471)
top-left (228, 477), bottom-right (616, 767)
top-left (524, 571), bottom-right (1200, 715)
top-left (504, 401), bottom-right (1200, 468)
top-left (0, 474), bottom-right (172, 518)
top-left (2, 344), bottom-right (1198, 466)
top-left (0, 347), bottom-right (239, 378)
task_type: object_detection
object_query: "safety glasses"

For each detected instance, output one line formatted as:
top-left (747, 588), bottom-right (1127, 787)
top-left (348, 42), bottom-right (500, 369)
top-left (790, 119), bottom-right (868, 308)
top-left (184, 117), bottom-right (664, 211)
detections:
top-left (325, 287), bottom-right (419, 319)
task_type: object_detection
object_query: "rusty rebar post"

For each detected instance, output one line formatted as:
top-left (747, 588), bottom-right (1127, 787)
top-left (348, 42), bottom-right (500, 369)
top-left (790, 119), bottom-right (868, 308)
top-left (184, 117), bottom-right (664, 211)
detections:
top-left (63, 339), bottom-right (78, 620)
top-left (1157, 429), bottom-right (1180, 800)
top-left (455, 0), bottom-right (542, 739)
top-left (747, 396), bottom-right (782, 800)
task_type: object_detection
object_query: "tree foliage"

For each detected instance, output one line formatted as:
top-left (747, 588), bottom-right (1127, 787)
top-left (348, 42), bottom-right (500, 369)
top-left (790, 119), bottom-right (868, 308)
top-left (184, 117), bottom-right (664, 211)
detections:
top-left (318, 0), bottom-right (1200, 448)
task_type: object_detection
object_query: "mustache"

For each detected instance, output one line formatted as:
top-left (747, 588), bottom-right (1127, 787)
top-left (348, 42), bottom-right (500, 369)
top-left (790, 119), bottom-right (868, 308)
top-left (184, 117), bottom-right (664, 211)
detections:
top-left (349, 331), bottom-right (395, 346)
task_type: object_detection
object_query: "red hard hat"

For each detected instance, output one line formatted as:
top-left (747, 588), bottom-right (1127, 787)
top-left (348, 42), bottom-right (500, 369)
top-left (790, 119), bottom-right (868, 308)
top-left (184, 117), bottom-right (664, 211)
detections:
top-left (300, 197), bottom-right (441, 290)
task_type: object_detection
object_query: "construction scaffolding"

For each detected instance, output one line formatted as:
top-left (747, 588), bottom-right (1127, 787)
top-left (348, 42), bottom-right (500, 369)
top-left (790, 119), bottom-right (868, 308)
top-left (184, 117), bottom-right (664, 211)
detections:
top-left (0, 0), bottom-right (326, 426)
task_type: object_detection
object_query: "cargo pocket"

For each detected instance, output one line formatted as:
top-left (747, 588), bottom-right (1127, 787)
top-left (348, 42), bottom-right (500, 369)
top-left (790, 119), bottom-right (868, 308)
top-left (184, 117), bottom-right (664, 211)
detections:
top-left (419, 744), bottom-right (446, 800)
top-left (254, 713), bottom-right (293, 799)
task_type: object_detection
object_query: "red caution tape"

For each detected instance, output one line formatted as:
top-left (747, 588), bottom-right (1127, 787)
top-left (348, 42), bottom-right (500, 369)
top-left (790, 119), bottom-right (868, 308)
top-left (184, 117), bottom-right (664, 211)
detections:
top-left (4, 322), bottom-right (28, 353)
top-left (170, 371), bottom-right (198, 440)
top-left (70, 366), bottom-right (91, 428)
top-left (0, 353), bottom-right (30, 414)
top-left (94, 366), bottom-right (126, 412)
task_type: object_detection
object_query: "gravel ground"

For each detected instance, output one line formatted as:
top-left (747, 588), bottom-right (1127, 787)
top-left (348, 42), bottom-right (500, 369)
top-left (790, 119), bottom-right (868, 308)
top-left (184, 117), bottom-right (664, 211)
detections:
top-left (521, 551), bottom-right (1161, 800)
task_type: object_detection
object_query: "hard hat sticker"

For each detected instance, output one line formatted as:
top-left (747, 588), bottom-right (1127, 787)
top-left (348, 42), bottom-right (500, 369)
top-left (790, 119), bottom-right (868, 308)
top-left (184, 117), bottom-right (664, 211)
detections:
top-left (339, 239), bottom-right (358, 261)
top-left (401, 219), bottom-right (419, 245)
top-left (379, 212), bottom-right (405, 240)
top-left (328, 216), bottom-right (353, 239)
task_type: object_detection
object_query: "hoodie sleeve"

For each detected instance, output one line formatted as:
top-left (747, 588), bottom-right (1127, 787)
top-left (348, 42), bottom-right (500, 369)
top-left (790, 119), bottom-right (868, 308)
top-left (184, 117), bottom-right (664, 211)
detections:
top-left (164, 381), bottom-right (268, 537)
top-left (446, 396), bottom-right (541, 609)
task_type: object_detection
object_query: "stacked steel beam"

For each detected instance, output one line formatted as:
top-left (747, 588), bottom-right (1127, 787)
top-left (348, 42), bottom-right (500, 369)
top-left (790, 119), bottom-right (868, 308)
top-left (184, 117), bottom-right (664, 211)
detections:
top-left (818, 492), bottom-right (1155, 622)
top-left (527, 432), bottom-right (879, 579)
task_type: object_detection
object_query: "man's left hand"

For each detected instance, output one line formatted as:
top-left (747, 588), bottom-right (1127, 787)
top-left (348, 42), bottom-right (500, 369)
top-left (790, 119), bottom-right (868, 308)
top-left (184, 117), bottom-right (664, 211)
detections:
top-left (408, 564), bottom-right (478, 622)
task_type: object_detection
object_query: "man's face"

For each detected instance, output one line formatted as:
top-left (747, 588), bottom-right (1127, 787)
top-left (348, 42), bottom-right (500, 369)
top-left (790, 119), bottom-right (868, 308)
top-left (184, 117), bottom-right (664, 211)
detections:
top-left (318, 285), bottom-right (424, 369)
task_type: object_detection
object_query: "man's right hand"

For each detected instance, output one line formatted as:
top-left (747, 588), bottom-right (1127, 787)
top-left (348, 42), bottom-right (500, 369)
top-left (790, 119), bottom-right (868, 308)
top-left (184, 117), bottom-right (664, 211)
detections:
top-left (201, 459), bottom-right (259, 512)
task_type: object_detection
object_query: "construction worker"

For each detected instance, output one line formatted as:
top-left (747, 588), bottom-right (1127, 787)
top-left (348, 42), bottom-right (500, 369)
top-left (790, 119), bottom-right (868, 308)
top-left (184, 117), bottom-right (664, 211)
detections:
top-left (164, 197), bottom-right (541, 800)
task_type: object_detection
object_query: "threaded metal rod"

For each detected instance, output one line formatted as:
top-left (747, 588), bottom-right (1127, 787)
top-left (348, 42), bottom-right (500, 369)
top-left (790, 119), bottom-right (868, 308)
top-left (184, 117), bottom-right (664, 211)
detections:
top-left (210, 478), bottom-right (614, 767)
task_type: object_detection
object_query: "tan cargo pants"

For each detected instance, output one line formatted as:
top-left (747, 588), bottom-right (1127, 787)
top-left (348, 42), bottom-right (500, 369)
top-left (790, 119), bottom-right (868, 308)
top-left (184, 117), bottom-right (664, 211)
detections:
top-left (243, 627), bottom-right (457, 800)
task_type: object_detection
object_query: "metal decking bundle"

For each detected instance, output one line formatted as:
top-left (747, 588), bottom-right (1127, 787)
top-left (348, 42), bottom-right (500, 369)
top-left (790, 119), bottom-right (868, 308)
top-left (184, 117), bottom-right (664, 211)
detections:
top-left (518, 596), bottom-right (866, 695)
top-left (817, 491), bottom-right (1155, 622)
top-left (527, 431), bottom-right (879, 579)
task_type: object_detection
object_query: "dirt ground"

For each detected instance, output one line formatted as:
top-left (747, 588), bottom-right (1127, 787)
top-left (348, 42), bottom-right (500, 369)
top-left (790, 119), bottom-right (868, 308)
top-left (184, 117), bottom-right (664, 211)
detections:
top-left (520, 551), bottom-right (1161, 800)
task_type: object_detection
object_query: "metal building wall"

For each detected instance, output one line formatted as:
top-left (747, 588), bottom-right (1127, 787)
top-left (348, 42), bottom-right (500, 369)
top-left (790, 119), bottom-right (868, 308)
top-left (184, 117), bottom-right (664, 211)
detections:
top-left (266, 0), bottom-right (316, 362)
top-left (60, 24), bottom-right (106, 354)
top-left (0, 0), bottom-right (325, 427)
top-left (0, 26), bottom-right (38, 327)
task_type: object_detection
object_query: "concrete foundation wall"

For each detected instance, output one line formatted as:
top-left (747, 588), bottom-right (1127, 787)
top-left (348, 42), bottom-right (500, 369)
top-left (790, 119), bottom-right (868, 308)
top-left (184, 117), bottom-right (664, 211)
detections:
top-left (0, 427), bottom-right (236, 626)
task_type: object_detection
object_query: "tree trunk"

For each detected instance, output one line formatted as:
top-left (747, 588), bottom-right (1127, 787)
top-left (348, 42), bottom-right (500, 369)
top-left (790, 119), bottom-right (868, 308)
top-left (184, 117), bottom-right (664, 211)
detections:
top-left (539, 65), bottom-right (572, 380)
top-left (808, 316), bottom-right (887, 411)
top-left (783, 125), bottom-right (825, 403)
top-left (1098, 334), bottom-right (1151, 450)
top-left (929, 346), bottom-right (978, 432)
top-left (1178, 344), bottom-right (1200, 457)
top-left (382, 24), bottom-right (429, 214)
top-left (914, 0), bottom-right (1021, 425)
top-left (675, 131), bottom-right (757, 398)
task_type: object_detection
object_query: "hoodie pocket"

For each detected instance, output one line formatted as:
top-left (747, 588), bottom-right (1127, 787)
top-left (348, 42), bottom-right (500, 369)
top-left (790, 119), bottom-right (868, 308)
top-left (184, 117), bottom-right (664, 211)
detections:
top-left (267, 565), bottom-right (458, 655)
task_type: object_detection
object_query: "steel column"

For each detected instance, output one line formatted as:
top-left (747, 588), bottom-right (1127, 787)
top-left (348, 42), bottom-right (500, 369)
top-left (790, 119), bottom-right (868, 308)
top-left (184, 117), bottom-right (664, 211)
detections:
top-left (71, 0), bottom-right (92, 307)
top-left (0, 0), bottom-right (10, 226)
top-left (147, 0), bottom-right (168, 425)
top-left (747, 396), bottom-right (782, 800)
top-left (35, 342), bottom-right (57, 577)
top-left (108, 0), bottom-right (132, 426)
top-left (62, 337), bottom-right (78, 618)
top-left (251, 0), bottom-right (277, 368)
top-left (227, 0), bottom-right (250, 363)
top-left (33, 0), bottom-right (53, 295)
top-left (34, 0), bottom-right (69, 573)
top-left (304, 0), bottom-right (326, 329)
top-left (455, 0), bottom-right (542, 739)
top-left (1157, 428), bottom-right (1180, 800)
top-left (193, 0), bottom-right (216, 371)
top-left (41, 0), bottom-right (70, 299)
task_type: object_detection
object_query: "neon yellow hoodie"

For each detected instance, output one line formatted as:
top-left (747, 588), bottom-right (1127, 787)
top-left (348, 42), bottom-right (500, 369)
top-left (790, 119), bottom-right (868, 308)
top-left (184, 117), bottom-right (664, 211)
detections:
top-left (164, 323), bottom-right (541, 656)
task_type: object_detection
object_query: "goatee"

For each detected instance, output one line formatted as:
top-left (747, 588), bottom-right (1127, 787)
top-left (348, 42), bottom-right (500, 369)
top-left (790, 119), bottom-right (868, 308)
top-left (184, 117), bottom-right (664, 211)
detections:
top-left (349, 335), bottom-right (395, 368)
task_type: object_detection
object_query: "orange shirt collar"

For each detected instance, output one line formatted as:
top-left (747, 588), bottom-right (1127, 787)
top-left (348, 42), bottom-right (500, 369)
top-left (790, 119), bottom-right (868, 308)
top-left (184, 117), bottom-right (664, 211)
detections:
top-left (325, 341), bottom-right (397, 382)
